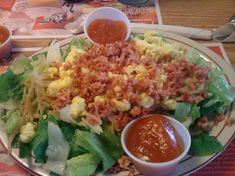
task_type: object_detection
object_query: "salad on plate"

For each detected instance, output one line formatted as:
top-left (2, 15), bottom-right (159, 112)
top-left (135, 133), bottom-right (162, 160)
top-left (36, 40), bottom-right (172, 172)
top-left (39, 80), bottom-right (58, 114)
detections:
top-left (0, 31), bottom-right (234, 176)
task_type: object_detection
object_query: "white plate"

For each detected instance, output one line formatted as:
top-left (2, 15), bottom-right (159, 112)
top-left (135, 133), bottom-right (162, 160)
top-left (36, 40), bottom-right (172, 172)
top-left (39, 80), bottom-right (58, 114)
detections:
top-left (0, 28), bottom-right (234, 176)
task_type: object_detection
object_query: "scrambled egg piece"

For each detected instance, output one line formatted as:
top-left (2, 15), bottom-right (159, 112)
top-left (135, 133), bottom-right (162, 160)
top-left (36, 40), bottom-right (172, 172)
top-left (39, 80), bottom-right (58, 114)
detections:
top-left (108, 72), bottom-right (128, 80)
top-left (20, 123), bottom-right (36, 143)
top-left (65, 48), bottom-right (85, 63)
top-left (124, 65), bottom-right (135, 75)
top-left (70, 96), bottom-right (86, 119)
top-left (124, 64), bottom-right (149, 79)
top-left (94, 95), bottom-right (107, 104)
top-left (135, 64), bottom-right (149, 79)
top-left (112, 99), bottom-right (130, 112)
top-left (47, 61), bottom-right (75, 96)
top-left (144, 31), bottom-right (164, 45)
top-left (81, 67), bottom-right (90, 74)
top-left (155, 74), bottom-right (167, 88)
top-left (48, 77), bottom-right (73, 96)
top-left (48, 67), bottom-right (59, 79)
top-left (59, 67), bottom-right (74, 79)
top-left (139, 93), bottom-right (154, 109)
top-left (162, 98), bottom-right (176, 110)
top-left (134, 31), bottom-right (183, 61)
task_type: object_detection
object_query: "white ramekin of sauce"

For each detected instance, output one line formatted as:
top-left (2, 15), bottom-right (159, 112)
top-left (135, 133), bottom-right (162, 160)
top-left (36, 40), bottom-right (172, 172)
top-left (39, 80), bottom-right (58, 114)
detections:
top-left (83, 7), bottom-right (131, 45)
top-left (121, 114), bottom-right (191, 176)
top-left (0, 25), bottom-right (12, 60)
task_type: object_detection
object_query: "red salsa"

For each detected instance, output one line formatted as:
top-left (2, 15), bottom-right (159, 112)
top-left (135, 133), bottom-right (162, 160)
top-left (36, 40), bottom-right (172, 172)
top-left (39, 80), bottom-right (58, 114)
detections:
top-left (87, 19), bottom-right (127, 45)
top-left (126, 115), bottom-right (184, 163)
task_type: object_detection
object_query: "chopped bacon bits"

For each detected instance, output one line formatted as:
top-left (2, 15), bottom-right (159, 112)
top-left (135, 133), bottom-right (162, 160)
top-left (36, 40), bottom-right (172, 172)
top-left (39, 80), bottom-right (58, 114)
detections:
top-left (52, 41), bottom-right (210, 131)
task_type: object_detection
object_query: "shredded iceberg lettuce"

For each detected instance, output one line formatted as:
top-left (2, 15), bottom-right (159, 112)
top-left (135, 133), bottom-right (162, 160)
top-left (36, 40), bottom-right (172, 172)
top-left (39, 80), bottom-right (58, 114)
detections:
top-left (44, 122), bottom-right (70, 175)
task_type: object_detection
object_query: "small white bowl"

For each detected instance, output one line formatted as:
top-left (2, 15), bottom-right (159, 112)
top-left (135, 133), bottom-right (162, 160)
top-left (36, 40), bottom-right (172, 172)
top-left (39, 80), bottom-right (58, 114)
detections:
top-left (83, 7), bottom-right (131, 44)
top-left (0, 25), bottom-right (12, 60)
top-left (121, 115), bottom-right (191, 176)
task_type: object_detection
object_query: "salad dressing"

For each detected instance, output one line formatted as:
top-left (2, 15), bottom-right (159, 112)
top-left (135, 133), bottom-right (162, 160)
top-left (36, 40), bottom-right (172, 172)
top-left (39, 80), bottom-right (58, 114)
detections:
top-left (126, 115), bottom-right (184, 162)
top-left (87, 19), bottom-right (127, 45)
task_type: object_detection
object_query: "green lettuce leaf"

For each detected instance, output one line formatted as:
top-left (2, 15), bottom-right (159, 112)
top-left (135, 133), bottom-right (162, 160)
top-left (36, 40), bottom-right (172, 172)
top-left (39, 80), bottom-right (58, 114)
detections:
top-left (199, 95), bottom-right (224, 119)
top-left (189, 132), bottom-right (223, 156)
top-left (5, 110), bottom-right (22, 135)
top-left (47, 40), bottom-right (61, 63)
top-left (208, 77), bottom-right (235, 107)
top-left (0, 57), bottom-right (33, 103)
top-left (100, 126), bottom-right (123, 160)
top-left (11, 133), bottom-right (20, 148)
top-left (185, 49), bottom-right (235, 107)
top-left (59, 121), bottom-right (87, 159)
top-left (75, 129), bottom-right (116, 171)
top-left (44, 122), bottom-right (70, 175)
top-left (190, 104), bottom-right (201, 124)
top-left (174, 102), bottom-right (192, 122)
top-left (66, 153), bottom-right (100, 176)
top-left (10, 56), bottom-right (33, 75)
top-left (31, 57), bottom-right (49, 74)
top-left (61, 37), bottom-right (90, 60)
top-left (0, 70), bottom-right (23, 102)
top-left (19, 142), bottom-right (31, 158)
top-left (31, 117), bottom-right (49, 163)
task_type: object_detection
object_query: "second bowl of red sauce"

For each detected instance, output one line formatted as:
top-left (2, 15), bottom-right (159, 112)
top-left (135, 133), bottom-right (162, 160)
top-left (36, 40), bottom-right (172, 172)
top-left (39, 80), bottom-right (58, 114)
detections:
top-left (121, 114), bottom-right (191, 176)
top-left (84, 7), bottom-right (131, 45)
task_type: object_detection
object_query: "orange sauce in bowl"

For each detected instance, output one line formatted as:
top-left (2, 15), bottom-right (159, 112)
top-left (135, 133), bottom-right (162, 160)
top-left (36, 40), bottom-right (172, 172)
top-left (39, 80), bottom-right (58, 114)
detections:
top-left (87, 19), bottom-right (127, 45)
top-left (126, 115), bottom-right (184, 163)
top-left (0, 26), bottom-right (9, 45)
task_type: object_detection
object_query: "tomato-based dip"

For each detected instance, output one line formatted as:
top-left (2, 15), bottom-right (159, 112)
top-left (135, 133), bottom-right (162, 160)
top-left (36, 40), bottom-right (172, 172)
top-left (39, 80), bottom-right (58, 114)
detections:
top-left (126, 115), bottom-right (184, 163)
top-left (0, 26), bottom-right (9, 45)
top-left (87, 19), bottom-right (127, 45)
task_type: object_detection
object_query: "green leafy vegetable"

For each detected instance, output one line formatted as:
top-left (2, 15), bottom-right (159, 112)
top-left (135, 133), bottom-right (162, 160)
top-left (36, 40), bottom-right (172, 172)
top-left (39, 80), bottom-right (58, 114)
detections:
top-left (31, 57), bottom-right (49, 74)
top-left (59, 121), bottom-right (87, 158)
top-left (61, 37), bottom-right (90, 60)
top-left (208, 77), bottom-right (235, 107)
top-left (200, 95), bottom-right (224, 119)
top-left (44, 122), bottom-right (70, 175)
top-left (10, 56), bottom-right (33, 75)
top-left (66, 153), bottom-right (100, 176)
top-left (0, 70), bottom-right (23, 102)
top-left (189, 132), bottom-right (223, 156)
top-left (100, 126), bottom-right (123, 160)
top-left (132, 33), bottom-right (145, 40)
top-left (31, 52), bottom-right (47, 61)
top-left (174, 102), bottom-right (192, 122)
top-left (5, 110), bottom-right (22, 135)
top-left (185, 49), bottom-right (235, 107)
top-left (11, 133), bottom-right (20, 148)
top-left (75, 129), bottom-right (116, 171)
top-left (19, 142), bottom-right (31, 158)
top-left (190, 104), bottom-right (201, 124)
top-left (0, 57), bottom-right (33, 104)
top-left (47, 40), bottom-right (61, 63)
top-left (49, 172), bottom-right (60, 176)
top-left (31, 117), bottom-right (49, 163)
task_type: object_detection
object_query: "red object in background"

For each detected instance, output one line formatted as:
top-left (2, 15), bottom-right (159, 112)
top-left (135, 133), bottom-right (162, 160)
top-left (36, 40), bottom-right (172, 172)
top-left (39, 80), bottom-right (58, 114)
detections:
top-left (0, 0), bottom-right (16, 11)
top-left (208, 46), bottom-right (224, 59)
